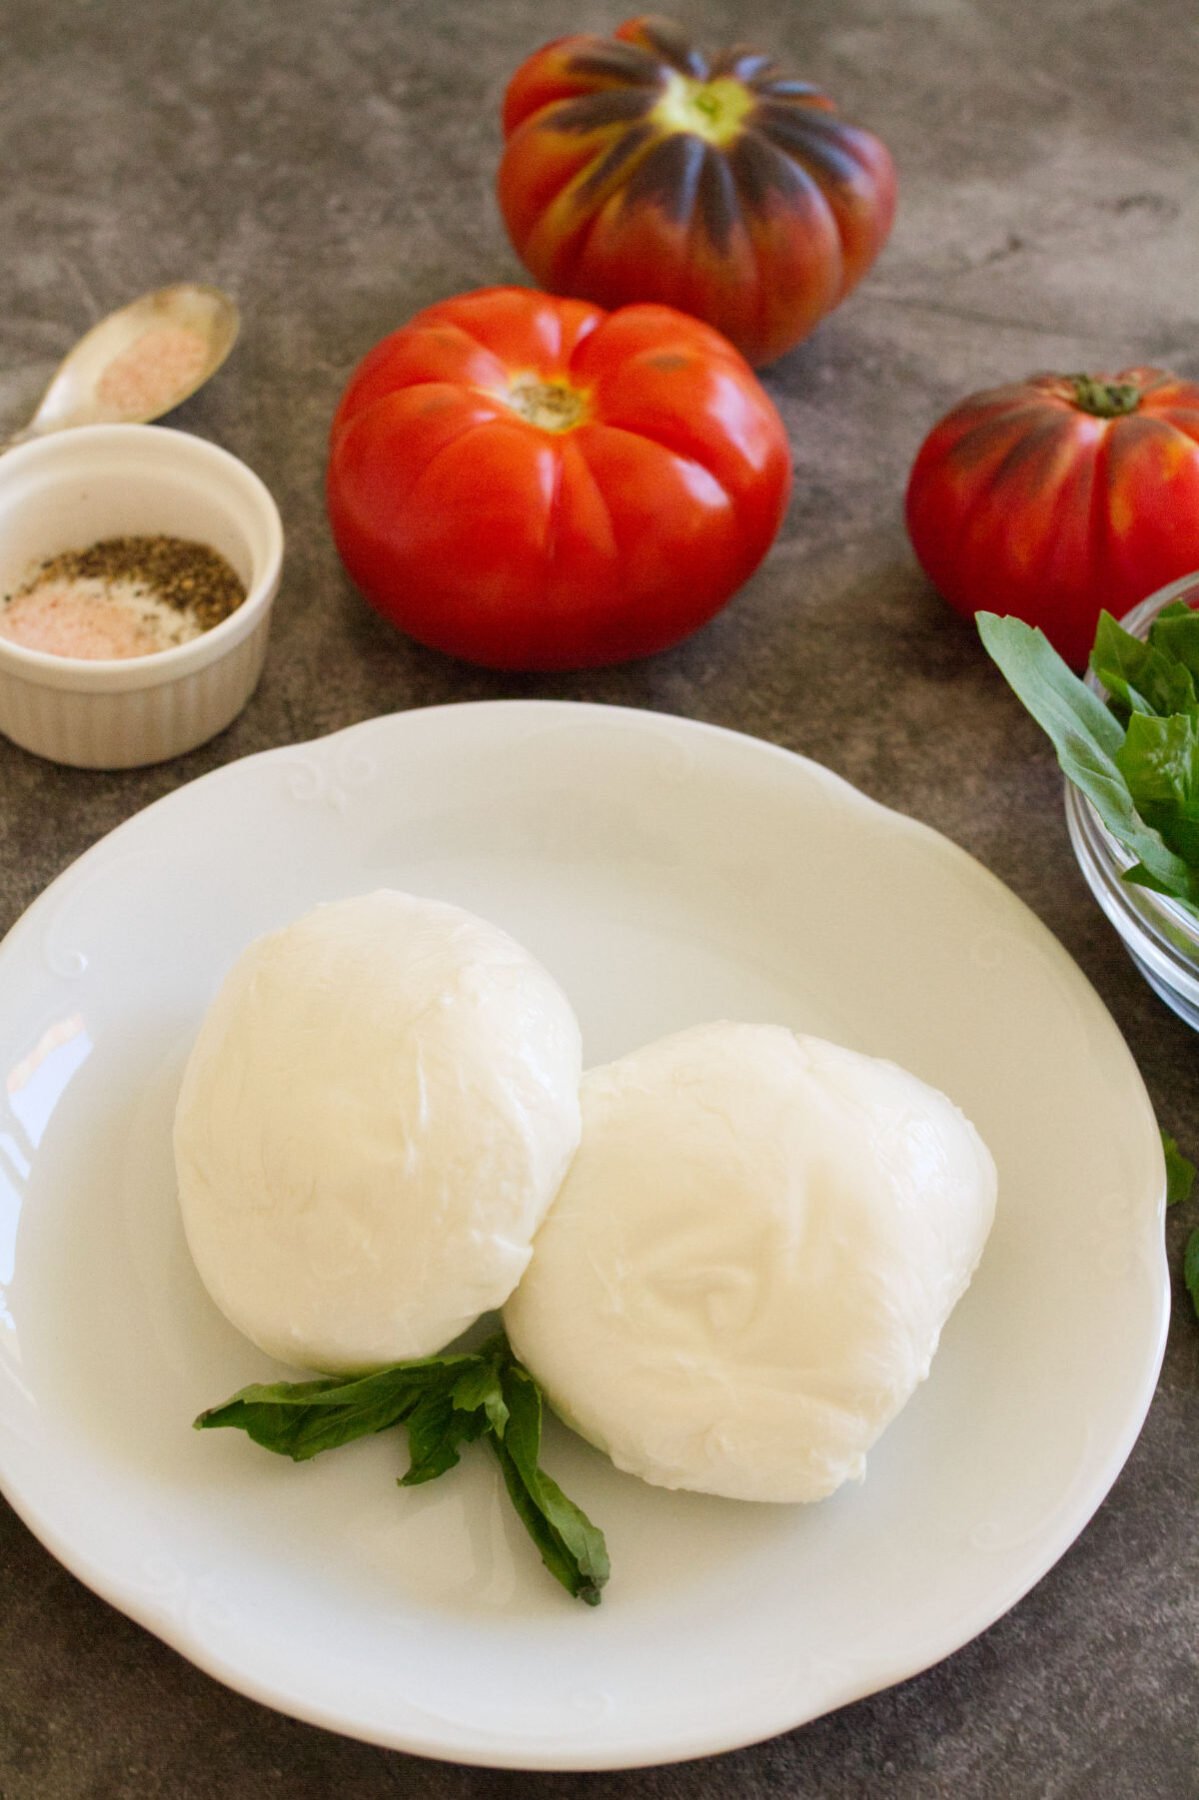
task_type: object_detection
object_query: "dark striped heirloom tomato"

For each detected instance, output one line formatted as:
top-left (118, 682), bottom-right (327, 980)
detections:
top-left (497, 15), bottom-right (897, 368)
top-left (326, 287), bottom-right (791, 671)
top-left (905, 368), bottom-right (1199, 669)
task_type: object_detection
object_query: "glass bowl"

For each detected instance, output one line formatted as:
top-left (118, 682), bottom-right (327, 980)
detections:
top-left (1064, 573), bottom-right (1199, 1031)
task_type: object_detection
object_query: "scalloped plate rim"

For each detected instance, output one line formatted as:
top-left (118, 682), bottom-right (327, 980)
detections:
top-left (0, 699), bottom-right (1170, 1770)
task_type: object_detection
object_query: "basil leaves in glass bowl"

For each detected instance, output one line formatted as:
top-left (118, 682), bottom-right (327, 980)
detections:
top-left (980, 574), bottom-right (1199, 1031)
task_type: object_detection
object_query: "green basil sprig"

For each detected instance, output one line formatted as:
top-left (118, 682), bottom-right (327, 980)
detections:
top-left (1162, 1131), bottom-right (1196, 1210)
top-left (977, 608), bottom-right (1199, 905)
top-left (978, 604), bottom-right (1199, 1326)
top-left (1162, 1132), bottom-right (1199, 1324)
top-left (195, 1332), bottom-right (610, 1605)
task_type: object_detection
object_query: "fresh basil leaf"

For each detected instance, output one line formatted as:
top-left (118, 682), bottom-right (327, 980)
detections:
top-left (980, 611), bottom-right (1123, 752)
top-left (1149, 605), bottom-right (1199, 683)
top-left (1091, 611), bottom-right (1197, 719)
top-left (196, 1371), bottom-right (420, 1459)
top-left (1151, 600), bottom-right (1195, 624)
top-left (493, 1361), bottom-right (610, 1606)
top-left (977, 614), bottom-right (1199, 903)
top-left (520, 1463), bottom-right (609, 1603)
top-left (194, 1353), bottom-right (479, 1461)
top-left (1090, 613), bottom-right (1159, 718)
top-left (399, 1380), bottom-right (487, 1486)
top-left (450, 1354), bottom-right (510, 1437)
top-left (1185, 1228), bottom-right (1199, 1323)
top-left (1132, 804), bottom-right (1199, 871)
top-left (1117, 713), bottom-right (1199, 864)
top-left (1117, 711), bottom-right (1199, 806)
top-left (1154, 663), bottom-right (1198, 717)
top-left (488, 1433), bottom-right (608, 1607)
top-left (1092, 670), bottom-right (1150, 719)
top-left (1162, 1132), bottom-right (1196, 1207)
top-left (195, 1390), bottom-right (412, 1461)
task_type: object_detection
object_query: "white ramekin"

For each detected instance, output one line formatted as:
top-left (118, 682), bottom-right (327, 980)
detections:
top-left (0, 424), bottom-right (284, 768)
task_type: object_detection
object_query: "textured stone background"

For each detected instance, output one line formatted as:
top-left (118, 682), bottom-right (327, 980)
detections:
top-left (2, 0), bottom-right (1198, 1793)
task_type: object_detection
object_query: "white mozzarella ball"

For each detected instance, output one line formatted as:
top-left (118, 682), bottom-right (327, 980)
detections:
top-left (504, 1022), bottom-right (996, 1503)
top-left (175, 890), bottom-right (582, 1372)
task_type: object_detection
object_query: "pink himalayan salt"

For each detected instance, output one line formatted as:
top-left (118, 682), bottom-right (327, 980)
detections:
top-left (95, 326), bottom-right (209, 418)
top-left (0, 578), bottom-right (200, 659)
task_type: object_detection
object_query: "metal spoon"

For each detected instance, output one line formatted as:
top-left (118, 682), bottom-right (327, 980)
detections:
top-left (4, 283), bottom-right (240, 451)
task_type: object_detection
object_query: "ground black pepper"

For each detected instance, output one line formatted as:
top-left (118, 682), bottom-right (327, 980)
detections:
top-left (20, 535), bottom-right (246, 631)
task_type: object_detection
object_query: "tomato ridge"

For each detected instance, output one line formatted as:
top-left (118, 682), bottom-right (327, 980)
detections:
top-left (546, 188), bottom-right (625, 299)
top-left (1158, 407), bottom-right (1199, 446)
top-left (573, 122), bottom-right (657, 204)
top-left (1085, 420), bottom-right (1117, 614)
top-left (537, 434), bottom-right (567, 584)
top-left (563, 43), bottom-right (663, 88)
top-left (578, 417), bottom-right (736, 508)
top-left (913, 414), bottom-right (1066, 603)
top-left (399, 417), bottom-right (506, 514)
top-left (619, 16), bottom-right (709, 79)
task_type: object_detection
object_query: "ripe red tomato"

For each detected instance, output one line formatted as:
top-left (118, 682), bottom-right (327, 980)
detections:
top-left (326, 286), bottom-right (791, 670)
top-left (497, 15), bottom-right (896, 368)
top-left (906, 368), bottom-right (1199, 669)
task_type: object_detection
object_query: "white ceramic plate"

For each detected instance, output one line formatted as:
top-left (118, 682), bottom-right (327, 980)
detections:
top-left (0, 701), bottom-right (1168, 1770)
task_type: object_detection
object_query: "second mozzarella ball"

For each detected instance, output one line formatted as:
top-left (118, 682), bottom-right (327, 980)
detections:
top-left (504, 1022), bottom-right (996, 1503)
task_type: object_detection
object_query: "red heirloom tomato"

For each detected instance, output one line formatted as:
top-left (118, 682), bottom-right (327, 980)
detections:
top-left (326, 286), bottom-right (791, 671)
top-left (497, 15), bottom-right (896, 368)
top-left (906, 368), bottom-right (1199, 670)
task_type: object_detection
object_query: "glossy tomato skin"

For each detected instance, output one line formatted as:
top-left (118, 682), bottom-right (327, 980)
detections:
top-left (905, 369), bottom-right (1199, 669)
top-left (497, 16), bottom-right (896, 368)
top-left (326, 286), bottom-right (791, 670)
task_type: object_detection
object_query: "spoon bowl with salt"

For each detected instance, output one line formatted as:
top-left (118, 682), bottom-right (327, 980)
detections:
top-left (4, 284), bottom-right (240, 450)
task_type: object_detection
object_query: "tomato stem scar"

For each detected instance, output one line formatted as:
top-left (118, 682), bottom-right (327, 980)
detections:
top-left (503, 380), bottom-right (587, 431)
top-left (653, 73), bottom-right (755, 147)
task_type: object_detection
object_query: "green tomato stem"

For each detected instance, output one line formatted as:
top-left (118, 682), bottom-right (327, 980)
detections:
top-left (1069, 375), bottom-right (1141, 418)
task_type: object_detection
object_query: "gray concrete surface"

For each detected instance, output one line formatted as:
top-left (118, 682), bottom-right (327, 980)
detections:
top-left (2, 0), bottom-right (1198, 1793)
